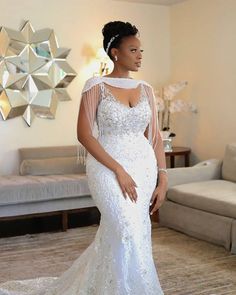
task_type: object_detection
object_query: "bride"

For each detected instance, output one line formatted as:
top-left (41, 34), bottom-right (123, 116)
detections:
top-left (0, 21), bottom-right (168, 295)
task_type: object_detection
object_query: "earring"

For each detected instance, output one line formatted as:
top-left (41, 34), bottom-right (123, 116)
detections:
top-left (114, 55), bottom-right (118, 61)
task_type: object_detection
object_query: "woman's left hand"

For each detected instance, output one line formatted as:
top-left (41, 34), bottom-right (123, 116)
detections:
top-left (150, 178), bottom-right (168, 215)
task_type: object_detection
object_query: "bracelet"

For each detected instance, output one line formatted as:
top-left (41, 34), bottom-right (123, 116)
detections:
top-left (158, 168), bottom-right (168, 174)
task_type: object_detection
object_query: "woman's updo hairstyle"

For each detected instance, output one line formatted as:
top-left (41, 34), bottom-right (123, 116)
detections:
top-left (102, 21), bottom-right (139, 60)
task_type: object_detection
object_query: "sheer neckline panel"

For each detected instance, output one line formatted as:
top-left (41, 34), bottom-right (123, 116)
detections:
top-left (103, 83), bottom-right (143, 109)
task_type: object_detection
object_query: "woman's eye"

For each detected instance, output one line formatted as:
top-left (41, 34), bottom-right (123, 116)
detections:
top-left (131, 49), bottom-right (144, 53)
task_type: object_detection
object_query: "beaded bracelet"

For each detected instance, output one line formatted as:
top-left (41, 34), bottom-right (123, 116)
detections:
top-left (158, 168), bottom-right (168, 174)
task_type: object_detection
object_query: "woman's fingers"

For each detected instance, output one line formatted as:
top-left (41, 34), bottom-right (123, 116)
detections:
top-left (116, 170), bottom-right (138, 202)
top-left (150, 190), bottom-right (157, 206)
top-left (132, 179), bottom-right (138, 187)
top-left (120, 185), bottom-right (127, 199)
top-left (130, 178), bottom-right (138, 200)
top-left (130, 187), bottom-right (137, 202)
top-left (126, 187), bottom-right (136, 202)
top-left (120, 184), bottom-right (135, 201)
top-left (150, 196), bottom-right (155, 206)
top-left (150, 188), bottom-right (166, 215)
top-left (125, 182), bottom-right (137, 202)
top-left (150, 201), bottom-right (160, 215)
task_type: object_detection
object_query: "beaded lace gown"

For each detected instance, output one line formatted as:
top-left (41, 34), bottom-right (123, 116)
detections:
top-left (0, 76), bottom-right (164, 295)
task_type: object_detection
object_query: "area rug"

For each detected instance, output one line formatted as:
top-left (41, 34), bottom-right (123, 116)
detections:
top-left (0, 223), bottom-right (235, 294)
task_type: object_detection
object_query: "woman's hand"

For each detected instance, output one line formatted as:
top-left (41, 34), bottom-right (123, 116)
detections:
top-left (150, 175), bottom-right (168, 215)
top-left (115, 166), bottom-right (138, 203)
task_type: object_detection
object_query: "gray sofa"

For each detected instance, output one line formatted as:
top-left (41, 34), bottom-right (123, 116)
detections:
top-left (0, 145), bottom-right (96, 230)
top-left (159, 143), bottom-right (236, 254)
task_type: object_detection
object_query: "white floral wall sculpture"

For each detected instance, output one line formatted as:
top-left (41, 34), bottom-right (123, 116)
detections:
top-left (0, 21), bottom-right (76, 126)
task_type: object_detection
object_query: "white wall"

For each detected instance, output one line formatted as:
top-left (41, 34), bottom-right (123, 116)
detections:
top-left (2, 0), bottom-right (234, 174)
top-left (0, 0), bottom-right (170, 174)
top-left (169, 0), bottom-right (236, 163)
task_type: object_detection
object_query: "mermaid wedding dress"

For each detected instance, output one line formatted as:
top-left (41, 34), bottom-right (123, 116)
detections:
top-left (0, 76), bottom-right (164, 295)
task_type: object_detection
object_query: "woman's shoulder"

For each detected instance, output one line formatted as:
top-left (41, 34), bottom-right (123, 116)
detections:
top-left (139, 79), bottom-right (152, 89)
top-left (82, 76), bottom-right (103, 93)
top-left (138, 79), bottom-right (154, 93)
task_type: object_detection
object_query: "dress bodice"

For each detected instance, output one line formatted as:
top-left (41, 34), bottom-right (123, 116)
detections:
top-left (97, 83), bottom-right (151, 138)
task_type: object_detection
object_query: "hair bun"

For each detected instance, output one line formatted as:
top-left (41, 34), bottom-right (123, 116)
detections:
top-left (102, 21), bottom-right (138, 39)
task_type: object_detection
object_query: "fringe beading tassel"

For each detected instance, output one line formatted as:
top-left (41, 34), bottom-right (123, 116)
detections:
top-left (77, 144), bottom-right (88, 165)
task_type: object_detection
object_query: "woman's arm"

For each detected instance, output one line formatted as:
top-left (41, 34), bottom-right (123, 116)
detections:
top-left (143, 84), bottom-right (168, 213)
top-left (144, 127), bottom-right (168, 184)
top-left (154, 129), bottom-right (168, 185)
top-left (143, 84), bottom-right (167, 171)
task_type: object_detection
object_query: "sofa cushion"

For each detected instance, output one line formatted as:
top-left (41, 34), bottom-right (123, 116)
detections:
top-left (20, 157), bottom-right (85, 176)
top-left (19, 145), bottom-right (78, 161)
top-left (0, 174), bottom-right (91, 205)
top-left (167, 180), bottom-right (236, 219)
top-left (222, 143), bottom-right (236, 182)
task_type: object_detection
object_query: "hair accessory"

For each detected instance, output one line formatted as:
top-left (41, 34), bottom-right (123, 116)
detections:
top-left (105, 34), bottom-right (119, 54)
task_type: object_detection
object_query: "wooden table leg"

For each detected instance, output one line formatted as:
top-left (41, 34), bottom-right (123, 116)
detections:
top-left (62, 211), bottom-right (68, 231)
top-left (156, 209), bottom-right (159, 222)
top-left (185, 153), bottom-right (190, 167)
top-left (170, 155), bottom-right (175, 168)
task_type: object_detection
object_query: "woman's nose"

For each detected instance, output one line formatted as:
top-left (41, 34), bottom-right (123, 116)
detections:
top-left (138, 52), bottom-right (142, 60)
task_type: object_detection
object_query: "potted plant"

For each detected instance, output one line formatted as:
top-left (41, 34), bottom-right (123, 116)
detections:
top-left (155, 81), bottom-right (197, 151)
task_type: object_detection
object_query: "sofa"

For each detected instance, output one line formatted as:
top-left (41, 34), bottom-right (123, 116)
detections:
top-left (0, 145), bottom-right (96, 230)
top-left (159, 143), bottom-right (236, 254)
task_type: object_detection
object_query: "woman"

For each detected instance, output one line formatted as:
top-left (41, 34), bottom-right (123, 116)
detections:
top-left (0, 21), bottom-right (167, 295)
top-left (76, 21), bottom-right (167, 294)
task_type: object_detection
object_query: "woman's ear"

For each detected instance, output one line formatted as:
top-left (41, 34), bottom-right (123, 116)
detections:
top-left (110, 48), bottom-right (118, 60)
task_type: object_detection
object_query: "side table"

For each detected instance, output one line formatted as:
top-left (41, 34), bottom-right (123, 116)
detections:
top-left (165, 146), bottom-right (191, 168)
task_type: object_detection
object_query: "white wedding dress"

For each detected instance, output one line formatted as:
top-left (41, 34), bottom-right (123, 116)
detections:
top-left (0, 76), bottom-right (164, 295)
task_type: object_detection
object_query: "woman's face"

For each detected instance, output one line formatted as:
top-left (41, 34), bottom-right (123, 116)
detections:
top-left (111, 35), bottom-right (143, 72)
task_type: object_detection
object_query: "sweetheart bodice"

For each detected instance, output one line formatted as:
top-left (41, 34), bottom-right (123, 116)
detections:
top-left (96, 83), bottom-right (151, 138)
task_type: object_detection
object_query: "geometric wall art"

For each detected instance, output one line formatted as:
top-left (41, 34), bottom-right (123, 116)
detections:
top-left (0, 21), bottom-right (77, 126)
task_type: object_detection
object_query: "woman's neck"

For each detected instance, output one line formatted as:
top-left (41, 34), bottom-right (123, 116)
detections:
top-left (106, 69), bottom-right (131, 79)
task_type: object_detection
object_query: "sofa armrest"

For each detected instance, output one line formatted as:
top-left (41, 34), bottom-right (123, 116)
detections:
top-left (167, 159), bottom-right (222, 188)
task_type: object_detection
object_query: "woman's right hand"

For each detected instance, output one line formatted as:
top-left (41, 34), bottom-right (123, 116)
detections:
top-left (115, 166), bottom-right (138, 203)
